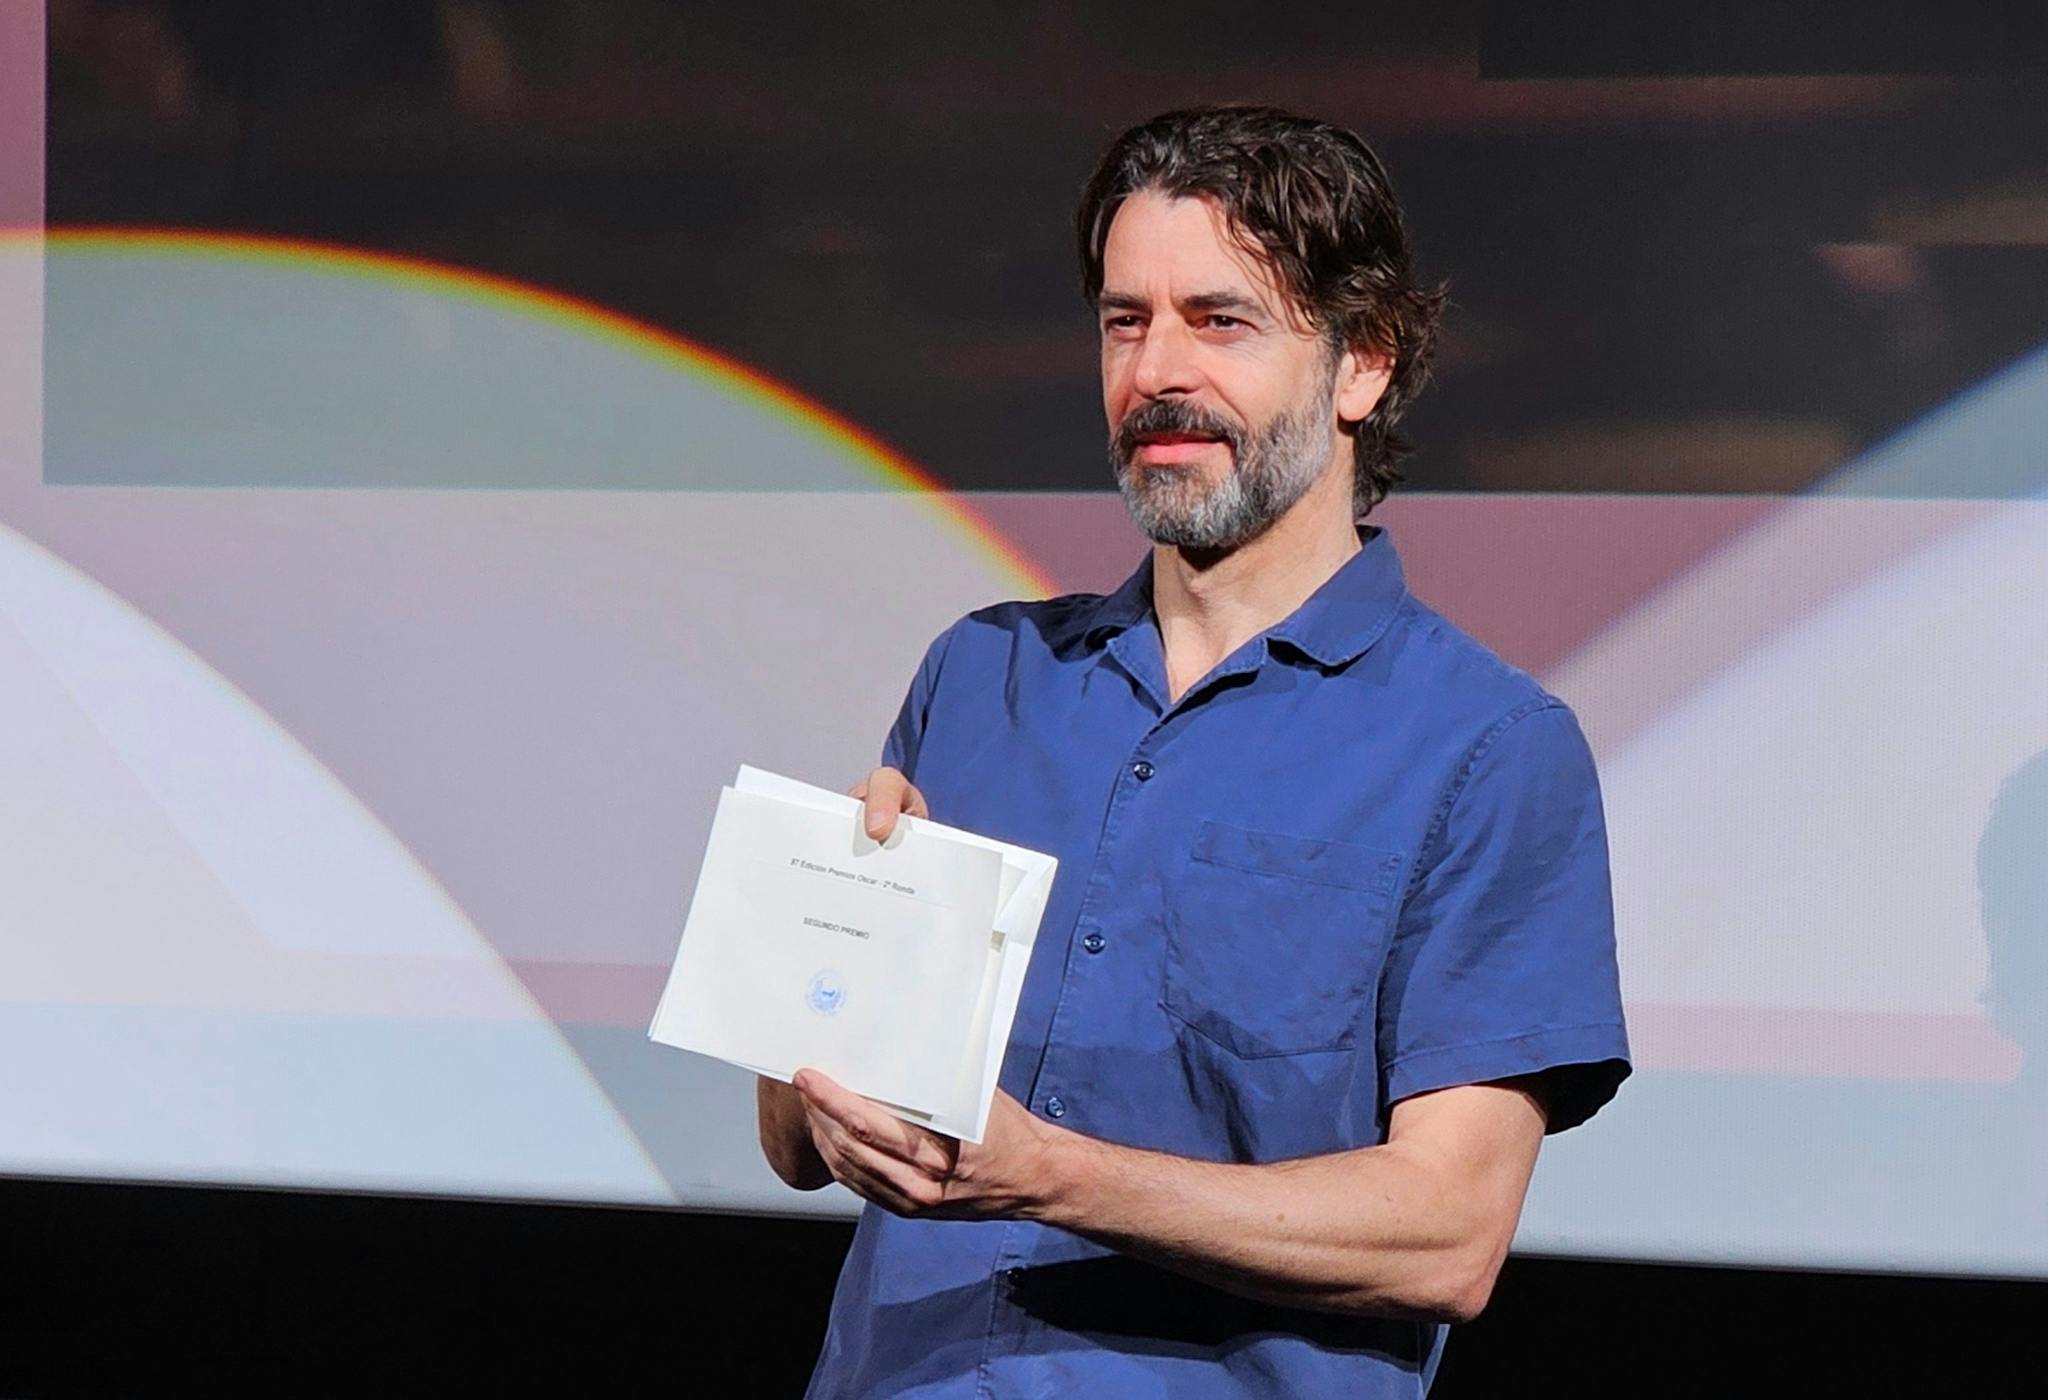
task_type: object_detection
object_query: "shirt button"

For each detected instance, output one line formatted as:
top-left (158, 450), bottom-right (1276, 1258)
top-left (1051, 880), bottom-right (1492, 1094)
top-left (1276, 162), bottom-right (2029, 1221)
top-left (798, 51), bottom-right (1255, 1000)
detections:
top-left (1044, 1095), bottom-right (1067, 1119)
top-left (1130, 760), bottom-right (1155, 782)
top-left (1081, 931), bottom-right (1105, 954)
top-left (1003, 1267), bottom-right (1023, 1285)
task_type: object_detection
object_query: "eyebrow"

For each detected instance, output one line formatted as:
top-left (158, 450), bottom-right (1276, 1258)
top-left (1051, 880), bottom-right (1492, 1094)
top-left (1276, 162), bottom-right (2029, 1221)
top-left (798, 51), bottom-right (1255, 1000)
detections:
top-left (1095, 289), bottom-right (1268, 319)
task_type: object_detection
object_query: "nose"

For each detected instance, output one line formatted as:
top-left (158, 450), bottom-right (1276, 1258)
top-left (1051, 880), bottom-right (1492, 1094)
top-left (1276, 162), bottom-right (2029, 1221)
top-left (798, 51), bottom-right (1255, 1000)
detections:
top-left (1130, 317), bottom-right (1201, 401)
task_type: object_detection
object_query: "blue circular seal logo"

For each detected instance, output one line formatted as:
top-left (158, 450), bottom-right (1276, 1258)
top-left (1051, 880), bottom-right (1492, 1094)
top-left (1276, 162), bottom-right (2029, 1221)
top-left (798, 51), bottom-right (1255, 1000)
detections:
top-left (806, 970), bottom-right (846, 1015)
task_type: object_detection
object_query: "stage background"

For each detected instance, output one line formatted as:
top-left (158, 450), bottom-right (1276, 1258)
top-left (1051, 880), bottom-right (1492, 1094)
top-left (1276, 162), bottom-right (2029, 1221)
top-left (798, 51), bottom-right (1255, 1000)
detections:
top-left (4, 0), bottom-right (2046, 1391)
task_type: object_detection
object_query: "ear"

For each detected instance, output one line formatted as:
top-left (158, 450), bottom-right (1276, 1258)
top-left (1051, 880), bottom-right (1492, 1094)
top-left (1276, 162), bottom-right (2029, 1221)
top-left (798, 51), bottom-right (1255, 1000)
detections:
top-left (1334, 345), bottom-right (1393, 425)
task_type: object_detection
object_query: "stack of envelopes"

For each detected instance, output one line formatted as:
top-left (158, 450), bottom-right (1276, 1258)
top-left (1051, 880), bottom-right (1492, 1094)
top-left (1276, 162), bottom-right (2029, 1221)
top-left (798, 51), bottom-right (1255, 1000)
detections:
top-left (650, 766), bottom-right (1057, 1143)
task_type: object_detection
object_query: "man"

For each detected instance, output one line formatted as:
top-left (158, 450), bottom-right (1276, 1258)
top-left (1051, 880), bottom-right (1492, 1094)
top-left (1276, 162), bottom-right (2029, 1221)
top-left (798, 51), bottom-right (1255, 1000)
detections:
top-left (758, 105), bottom-right (1630, 1396)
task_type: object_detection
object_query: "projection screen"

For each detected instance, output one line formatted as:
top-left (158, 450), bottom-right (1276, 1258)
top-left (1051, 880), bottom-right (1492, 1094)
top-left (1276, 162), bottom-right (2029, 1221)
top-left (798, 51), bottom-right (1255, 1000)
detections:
top-left (3, 3), bottom-right (2043, 1279)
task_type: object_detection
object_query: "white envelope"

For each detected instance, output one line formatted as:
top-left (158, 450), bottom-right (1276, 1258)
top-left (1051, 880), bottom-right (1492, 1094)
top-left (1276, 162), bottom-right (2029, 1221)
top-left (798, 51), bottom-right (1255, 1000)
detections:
top-left (733, 766), bottom-right (1058, 1142)
top-left (650, 767), bottom-right (1056, 1143)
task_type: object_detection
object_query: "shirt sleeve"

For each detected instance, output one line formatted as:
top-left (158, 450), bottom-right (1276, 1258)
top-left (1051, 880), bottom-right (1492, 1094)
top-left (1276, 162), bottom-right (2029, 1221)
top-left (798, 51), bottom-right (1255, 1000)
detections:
top-left (878, 621), bottom-right (959, 782)
top-left (1377, 699), bottom-right (1631, 1134)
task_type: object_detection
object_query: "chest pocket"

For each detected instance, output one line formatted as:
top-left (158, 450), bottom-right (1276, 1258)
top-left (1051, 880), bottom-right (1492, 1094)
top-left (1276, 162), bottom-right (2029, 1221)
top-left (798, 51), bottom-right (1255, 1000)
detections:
top-left (1161, 820), bottom-right (1406, 1059)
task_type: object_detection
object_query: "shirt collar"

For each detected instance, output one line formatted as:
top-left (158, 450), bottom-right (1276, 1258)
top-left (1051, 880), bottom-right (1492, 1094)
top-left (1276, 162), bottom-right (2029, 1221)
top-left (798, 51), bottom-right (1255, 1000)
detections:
top-left (1084, 524), bottom-right (1409, 669)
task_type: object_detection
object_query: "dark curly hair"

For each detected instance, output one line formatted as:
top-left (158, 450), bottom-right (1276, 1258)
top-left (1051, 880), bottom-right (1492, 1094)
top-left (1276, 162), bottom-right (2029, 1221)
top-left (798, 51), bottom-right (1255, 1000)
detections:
top-left (1076, 105), bottom-right (1446, 516)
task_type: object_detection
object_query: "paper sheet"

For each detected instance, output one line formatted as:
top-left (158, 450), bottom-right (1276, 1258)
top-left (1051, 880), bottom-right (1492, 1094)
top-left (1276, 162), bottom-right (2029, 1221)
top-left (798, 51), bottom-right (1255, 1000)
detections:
top-left (650, 767), bottom-right (1056, 1142)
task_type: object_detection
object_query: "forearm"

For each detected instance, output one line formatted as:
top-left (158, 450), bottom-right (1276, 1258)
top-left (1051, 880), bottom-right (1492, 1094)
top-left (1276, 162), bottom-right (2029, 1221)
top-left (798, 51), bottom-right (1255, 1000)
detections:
top-left (757, 1076), bottom-right (834, 1191)
top-left (1030, 1134), bottom-right (1508, 1323)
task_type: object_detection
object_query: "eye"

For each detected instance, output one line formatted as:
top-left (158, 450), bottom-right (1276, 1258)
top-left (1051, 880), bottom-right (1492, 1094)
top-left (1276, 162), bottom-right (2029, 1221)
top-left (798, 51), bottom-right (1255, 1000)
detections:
top-left (1203, 314), bottom-right (1245, 331)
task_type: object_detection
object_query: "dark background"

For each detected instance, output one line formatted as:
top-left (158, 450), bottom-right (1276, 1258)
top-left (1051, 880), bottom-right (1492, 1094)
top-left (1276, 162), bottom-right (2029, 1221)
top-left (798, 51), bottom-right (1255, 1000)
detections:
top-left (19, 1), bottom-right (2048, 1393)
top-left (3, 1177), bottom-right (2043, 1396)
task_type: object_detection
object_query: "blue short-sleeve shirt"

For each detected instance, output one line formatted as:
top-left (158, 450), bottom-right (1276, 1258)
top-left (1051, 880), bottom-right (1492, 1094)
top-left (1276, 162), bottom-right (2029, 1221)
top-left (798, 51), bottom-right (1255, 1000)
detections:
top-left (806, 526), bottom-right (1630, 1398)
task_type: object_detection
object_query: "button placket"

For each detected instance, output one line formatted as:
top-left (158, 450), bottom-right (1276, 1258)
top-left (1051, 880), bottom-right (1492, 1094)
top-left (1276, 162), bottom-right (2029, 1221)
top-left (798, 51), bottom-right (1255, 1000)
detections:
top-left (1023, 721), bottom-right (1163, 1137)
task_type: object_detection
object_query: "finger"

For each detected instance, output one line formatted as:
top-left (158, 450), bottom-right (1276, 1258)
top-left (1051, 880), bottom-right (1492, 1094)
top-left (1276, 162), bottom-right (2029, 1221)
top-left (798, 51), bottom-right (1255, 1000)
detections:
top-left (794, 1064), bottom-right (933, 1162)
top-left (815, 1121), bottom-right (943, 1215)
top-left (861, 767), bottom-right (906, 840)
top-left (806, 1103), bottom-right (906, 1197)
top-left (796, 1070), bottom-right (955, 1175)
top-left (798, 1074), bottom-right (886, 1154)
top-left (859, 767), bottom-right (928, 841)
top-left (829, 1151), bottom-right (917, 1214)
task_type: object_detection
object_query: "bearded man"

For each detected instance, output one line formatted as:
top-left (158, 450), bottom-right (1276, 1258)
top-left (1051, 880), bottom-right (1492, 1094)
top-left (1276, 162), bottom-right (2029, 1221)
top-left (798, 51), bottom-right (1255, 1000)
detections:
top-left (758, 104), bottom-right (1631, 1397)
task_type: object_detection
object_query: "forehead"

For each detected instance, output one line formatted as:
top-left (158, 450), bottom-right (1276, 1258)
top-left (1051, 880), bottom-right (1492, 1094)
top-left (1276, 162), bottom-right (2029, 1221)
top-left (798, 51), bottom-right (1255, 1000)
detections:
top-left (1100, 191), bottom-right (1294, 313)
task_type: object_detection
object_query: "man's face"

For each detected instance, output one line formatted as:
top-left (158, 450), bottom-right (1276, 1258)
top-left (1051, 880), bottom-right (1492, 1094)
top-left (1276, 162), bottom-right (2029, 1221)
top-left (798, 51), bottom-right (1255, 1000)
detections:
top-left (1097, 191), bottom-right (1349, 550)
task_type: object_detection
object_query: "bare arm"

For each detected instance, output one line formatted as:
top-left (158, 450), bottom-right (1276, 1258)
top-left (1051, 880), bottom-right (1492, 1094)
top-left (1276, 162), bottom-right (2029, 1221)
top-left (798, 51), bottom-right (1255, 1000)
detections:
top-left (797, 1068), bottom-right (1547, 1323)
top-left (1030, 1079), bottom-right (1547, 1322)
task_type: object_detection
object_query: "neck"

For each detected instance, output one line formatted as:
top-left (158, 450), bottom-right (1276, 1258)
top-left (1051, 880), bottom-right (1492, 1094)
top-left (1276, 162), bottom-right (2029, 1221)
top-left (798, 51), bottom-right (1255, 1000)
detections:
top-left (1150, 461), bottom-right (1361, 704)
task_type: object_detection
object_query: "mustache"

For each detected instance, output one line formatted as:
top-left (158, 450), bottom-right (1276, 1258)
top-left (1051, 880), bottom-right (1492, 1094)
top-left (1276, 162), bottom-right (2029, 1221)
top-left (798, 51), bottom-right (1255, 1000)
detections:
top-left (1112, 399), bottom-right (1246, 464)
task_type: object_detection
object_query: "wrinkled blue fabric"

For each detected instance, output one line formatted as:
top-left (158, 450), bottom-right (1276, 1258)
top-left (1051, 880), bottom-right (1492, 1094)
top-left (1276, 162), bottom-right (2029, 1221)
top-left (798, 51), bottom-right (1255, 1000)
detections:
top-left (806, 526), bottom-right (1630, 1398)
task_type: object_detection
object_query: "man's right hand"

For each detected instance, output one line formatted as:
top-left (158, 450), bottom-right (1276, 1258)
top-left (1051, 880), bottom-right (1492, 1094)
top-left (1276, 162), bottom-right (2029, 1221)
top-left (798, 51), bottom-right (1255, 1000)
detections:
top-left (756, 766), bottom-right (930, 1190)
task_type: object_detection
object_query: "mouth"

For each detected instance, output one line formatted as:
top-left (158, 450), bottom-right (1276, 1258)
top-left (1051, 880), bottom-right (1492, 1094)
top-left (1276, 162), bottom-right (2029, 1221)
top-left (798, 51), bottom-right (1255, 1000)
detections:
top-left (1130, 432), bottom-right (1228, 466)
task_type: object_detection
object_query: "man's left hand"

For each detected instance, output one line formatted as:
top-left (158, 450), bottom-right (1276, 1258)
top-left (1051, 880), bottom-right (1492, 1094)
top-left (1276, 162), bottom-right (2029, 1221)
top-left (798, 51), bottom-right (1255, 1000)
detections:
top-left (792, 1068), bottom-right (1071, 1221)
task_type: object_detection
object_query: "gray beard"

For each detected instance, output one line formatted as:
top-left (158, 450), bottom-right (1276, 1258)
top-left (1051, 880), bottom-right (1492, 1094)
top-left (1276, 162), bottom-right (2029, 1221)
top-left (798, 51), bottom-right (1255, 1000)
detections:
top-left (1110, 382), bottom-right (1337, 552)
